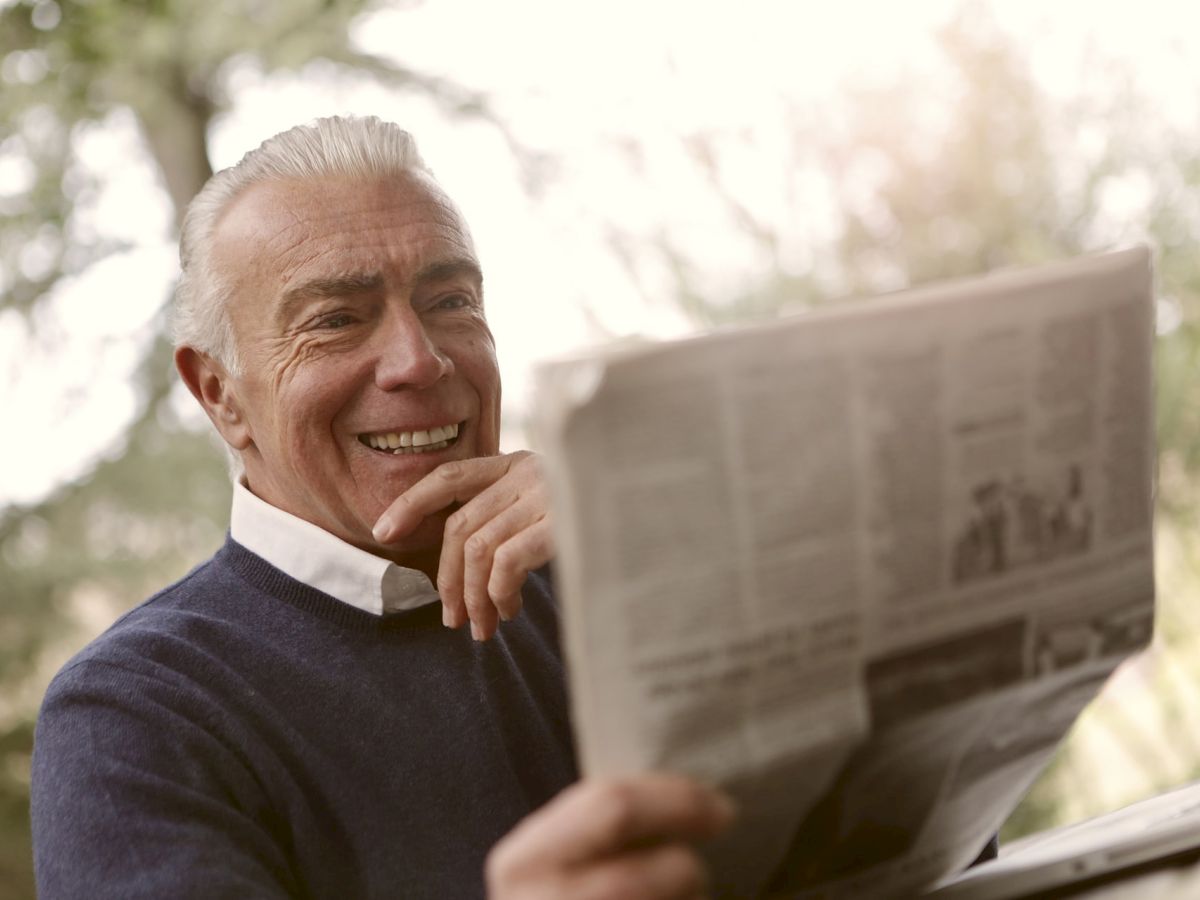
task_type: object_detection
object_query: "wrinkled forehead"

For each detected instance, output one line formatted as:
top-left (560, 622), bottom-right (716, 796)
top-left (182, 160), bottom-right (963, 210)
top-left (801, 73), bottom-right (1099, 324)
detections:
top-left (211, 172), bottom-right (477, 297)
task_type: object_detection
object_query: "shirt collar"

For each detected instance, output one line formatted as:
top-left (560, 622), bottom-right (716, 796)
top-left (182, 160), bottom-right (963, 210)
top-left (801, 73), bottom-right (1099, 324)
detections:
top-left (229, 481), bottom-right (441, 616)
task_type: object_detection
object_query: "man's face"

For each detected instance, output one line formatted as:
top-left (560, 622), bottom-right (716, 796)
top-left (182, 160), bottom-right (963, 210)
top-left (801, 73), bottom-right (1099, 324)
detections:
top-left (211, 172), bottom-right (501, 562)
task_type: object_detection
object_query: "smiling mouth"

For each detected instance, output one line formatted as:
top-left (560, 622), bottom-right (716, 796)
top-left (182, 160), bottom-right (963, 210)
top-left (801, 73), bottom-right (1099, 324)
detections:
top-left (358, 422), bottom-right (462, 455)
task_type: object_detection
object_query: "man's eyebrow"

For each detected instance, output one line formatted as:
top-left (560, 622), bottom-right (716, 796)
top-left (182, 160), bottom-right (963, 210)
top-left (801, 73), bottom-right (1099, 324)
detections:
top-left (277, 272), bottom-right (385, 322)
top-left (414, 257), bottom-right (484, 290)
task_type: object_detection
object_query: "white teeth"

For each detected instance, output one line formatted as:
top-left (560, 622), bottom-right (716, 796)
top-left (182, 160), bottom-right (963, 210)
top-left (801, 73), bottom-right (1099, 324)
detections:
top-left (359, 424), bottom-right (460, 453)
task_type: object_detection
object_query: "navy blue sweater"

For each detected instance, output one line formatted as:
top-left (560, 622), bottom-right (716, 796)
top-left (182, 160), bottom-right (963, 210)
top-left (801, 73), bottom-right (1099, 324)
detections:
top-left (31, 538), bottom-right (578, 899)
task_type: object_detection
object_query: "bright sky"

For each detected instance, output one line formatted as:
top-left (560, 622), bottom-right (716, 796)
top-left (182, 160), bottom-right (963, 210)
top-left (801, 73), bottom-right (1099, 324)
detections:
top-left (2, 0), bottom-right (1199, 506)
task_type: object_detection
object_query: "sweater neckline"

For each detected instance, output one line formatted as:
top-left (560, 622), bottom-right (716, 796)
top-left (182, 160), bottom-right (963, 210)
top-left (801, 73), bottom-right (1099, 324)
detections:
top-left (219, 536), bottom-right (444, 632)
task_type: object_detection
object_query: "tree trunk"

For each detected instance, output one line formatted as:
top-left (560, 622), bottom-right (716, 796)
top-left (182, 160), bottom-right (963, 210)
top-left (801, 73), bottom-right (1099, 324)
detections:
top-left (136, 81), bottom-right (216, 232)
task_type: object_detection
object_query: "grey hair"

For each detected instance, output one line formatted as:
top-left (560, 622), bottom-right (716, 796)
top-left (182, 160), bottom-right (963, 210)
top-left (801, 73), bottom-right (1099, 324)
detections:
top-left (171, 116), bottom-right (434, 480)
top-left (172, 115), bottom-right (434, 376)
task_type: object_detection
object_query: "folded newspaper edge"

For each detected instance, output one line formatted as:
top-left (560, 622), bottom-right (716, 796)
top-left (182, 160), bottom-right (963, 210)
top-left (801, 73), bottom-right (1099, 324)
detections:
top-left (533, 247), bottom-right (1156, 899)
top-left (927, 777), bottom-right (1200, 898)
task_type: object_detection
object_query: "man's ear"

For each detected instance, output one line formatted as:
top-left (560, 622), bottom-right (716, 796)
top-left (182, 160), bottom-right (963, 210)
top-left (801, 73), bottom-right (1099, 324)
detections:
top-left (175, 346), bottom-right (253, 451)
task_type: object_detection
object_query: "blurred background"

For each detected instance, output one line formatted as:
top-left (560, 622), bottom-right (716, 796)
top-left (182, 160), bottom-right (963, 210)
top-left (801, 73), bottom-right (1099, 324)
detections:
top-left (4, 0), bottom-right (1200, 895)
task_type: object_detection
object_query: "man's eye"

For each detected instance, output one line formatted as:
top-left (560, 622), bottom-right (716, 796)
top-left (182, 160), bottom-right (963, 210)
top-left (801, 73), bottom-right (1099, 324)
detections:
top-left (434, 294), bottom-right (472, 311)
top-left (315, 312), bottom-right (355, 329)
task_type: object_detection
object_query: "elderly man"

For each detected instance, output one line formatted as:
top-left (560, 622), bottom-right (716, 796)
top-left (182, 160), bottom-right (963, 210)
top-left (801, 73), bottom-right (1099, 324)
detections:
top-left (31, 117), bottom-right (732, 899)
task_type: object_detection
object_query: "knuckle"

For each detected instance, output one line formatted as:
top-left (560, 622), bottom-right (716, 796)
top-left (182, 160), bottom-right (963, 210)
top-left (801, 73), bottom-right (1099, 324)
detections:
top-left (488, 571), bottom-right (516, 601)
top-left (515, 452), bottom-right (543, 480)
top-left (436, 460), bottom-right (466, 482)
top-left (463, 594), bottom-right (488, 615)
top-left (492, 580), bottom-right (522, 610)
top-left (464, 534), bottom-right (492, 563)
top-left (445, 509), bottom-right (473, 540)
top-left (591, 781), bottom-right (638, 845)
top-left (491, 542), bottom-right (517, 573)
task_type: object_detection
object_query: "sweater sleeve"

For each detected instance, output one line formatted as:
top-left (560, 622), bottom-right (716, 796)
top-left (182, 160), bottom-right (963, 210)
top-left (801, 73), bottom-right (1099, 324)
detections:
top-left (31, 658), bottom-right (297, 899)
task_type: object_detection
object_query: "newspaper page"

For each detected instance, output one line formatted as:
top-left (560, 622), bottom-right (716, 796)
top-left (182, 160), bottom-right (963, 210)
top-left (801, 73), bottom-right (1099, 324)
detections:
top-left (532, 247), bottom-right (1155, 898)
top-left (927, 779), bottom-right (1200, 898)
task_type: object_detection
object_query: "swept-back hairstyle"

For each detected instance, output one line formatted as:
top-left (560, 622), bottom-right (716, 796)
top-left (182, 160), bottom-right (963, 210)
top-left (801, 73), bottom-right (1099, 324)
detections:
top-left (172, 116), bottom-right (433, 374)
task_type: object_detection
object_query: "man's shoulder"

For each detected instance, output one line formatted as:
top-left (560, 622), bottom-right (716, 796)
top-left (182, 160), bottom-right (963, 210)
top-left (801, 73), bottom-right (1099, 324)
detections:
top-left (44, 542), bottom-right (250, 696)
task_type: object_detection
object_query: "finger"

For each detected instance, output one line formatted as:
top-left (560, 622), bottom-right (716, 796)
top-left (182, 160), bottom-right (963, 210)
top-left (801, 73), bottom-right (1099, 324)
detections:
top-left (460, 497), bottom-right (536, 628)
top-left (470, 519), bottom-right (555, 636)
top-left (466, 605), bottom-right (499, 643)
top-left (461, 498), bottom-right (548, 638)
top-left (373, 455), bottom-right (521, 542)
top-left (488, 518), bottom-right (554, 611)
top-left (438, 478), bottom-right (529, 630)
top-left (438, 459), bottom-right (544, 631)
top-left (561, 844), bottom-right (709, 900)
top-left (506, 776), bottom-right (735, 869)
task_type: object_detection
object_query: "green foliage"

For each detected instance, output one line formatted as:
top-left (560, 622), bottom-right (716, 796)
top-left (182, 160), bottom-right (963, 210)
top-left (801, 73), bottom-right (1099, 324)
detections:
top-left (817, 16), bottom-right (1200, 838)
top-left (0, 720), bottom-right (34, 900)
top-left (804, 8), bottom-right (1116, 296)
top-left (0, 333), bottom-right (232, 748)
top-left (653, 5), bottom-right (1200, 843)
top-left (0, 0), bottom-right (498, 693)
top-left (0, 3), bottom-right (501, 896)
top-left (0, 0), bottom-right (489, 294)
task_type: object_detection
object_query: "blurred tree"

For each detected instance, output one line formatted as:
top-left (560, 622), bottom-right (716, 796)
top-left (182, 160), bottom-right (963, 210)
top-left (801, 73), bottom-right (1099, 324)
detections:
top-left (635, 3), bottom-right (1200, 841)
top-left (0, 1), bottom-right (500, 895)
top-left (6, 0), bottom-right (1200, 895)
top-left (653, 7), bottom-right (1119, 314)
top-left (809, 22), bottom-right (1200, 825)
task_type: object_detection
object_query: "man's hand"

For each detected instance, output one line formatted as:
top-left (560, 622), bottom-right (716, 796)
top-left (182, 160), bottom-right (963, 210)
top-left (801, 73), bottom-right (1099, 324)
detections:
top-left (372, 451), bottom-right (551, 640)
top-left (486, 775), bottom-right (736, 900)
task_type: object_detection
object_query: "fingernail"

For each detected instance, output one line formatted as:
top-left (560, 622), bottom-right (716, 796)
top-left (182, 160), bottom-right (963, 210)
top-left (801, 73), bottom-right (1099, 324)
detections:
top-left (442, 605), bottom-right (453, 628)
top-left (372, 517), bottom-right (390, 542)
top-left (470, 622), bottom-right (482, 641)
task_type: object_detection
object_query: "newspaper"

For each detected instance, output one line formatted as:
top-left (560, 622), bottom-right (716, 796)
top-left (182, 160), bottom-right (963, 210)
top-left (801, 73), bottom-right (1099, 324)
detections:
top-left (927, 778), bottom-right (1200, 898)
top-left (532, 247), bottom-right (1156, 899)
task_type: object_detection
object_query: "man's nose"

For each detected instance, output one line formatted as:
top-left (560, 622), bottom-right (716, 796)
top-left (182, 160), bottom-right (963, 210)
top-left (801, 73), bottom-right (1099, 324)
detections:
top-left (374, 308), bottom-right (454, 390)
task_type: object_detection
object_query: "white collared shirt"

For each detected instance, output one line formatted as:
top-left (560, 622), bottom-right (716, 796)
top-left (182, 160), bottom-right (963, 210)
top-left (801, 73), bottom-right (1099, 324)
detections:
top-left (229, 481), bottom-right (441, 616)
